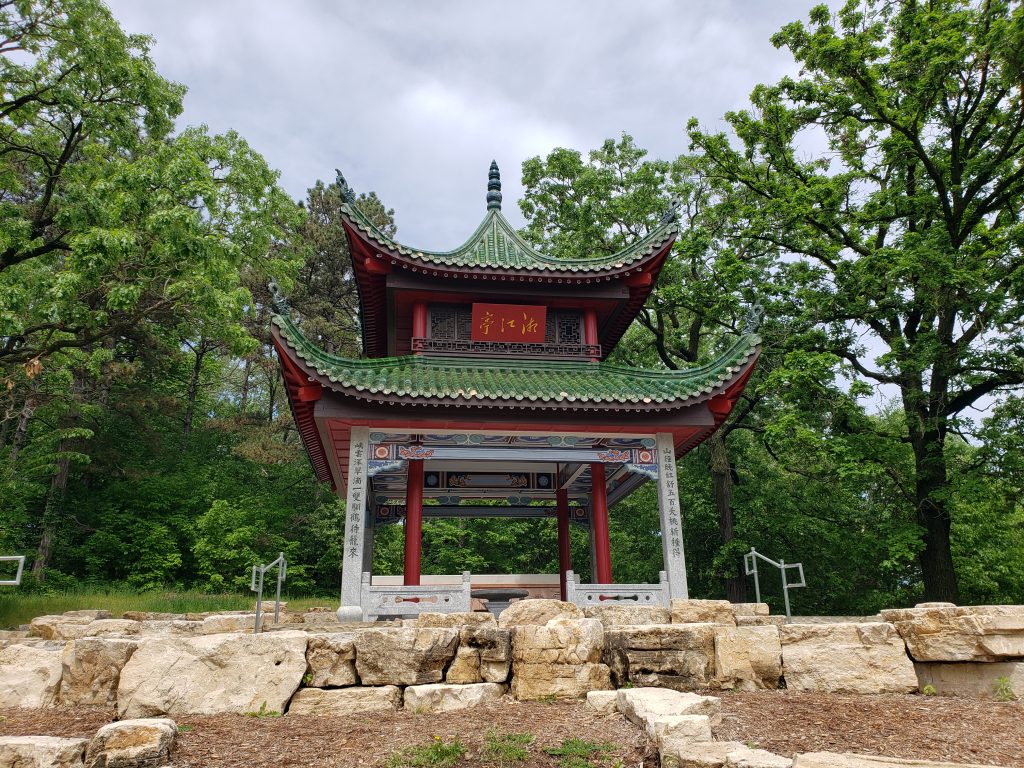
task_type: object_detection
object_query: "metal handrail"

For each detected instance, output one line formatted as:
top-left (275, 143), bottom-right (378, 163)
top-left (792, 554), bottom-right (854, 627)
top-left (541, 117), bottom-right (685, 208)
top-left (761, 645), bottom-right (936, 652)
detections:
top-left (0, 556), bottom-right (25, 586)
top-left (743, 547), bottom-right (806, 623)
top-left (250, 553), bottom-right (287, 634)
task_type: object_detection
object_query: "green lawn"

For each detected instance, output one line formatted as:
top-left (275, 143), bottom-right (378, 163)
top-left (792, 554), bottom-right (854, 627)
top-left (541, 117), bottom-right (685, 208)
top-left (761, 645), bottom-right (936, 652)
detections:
top-left (0, 588), bottom-right (337, 629)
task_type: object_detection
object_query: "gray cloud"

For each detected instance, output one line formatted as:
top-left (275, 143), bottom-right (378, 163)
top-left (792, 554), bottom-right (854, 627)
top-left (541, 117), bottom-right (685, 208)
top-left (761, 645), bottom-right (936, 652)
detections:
top-left (107, 0), bottom-right (816, 247)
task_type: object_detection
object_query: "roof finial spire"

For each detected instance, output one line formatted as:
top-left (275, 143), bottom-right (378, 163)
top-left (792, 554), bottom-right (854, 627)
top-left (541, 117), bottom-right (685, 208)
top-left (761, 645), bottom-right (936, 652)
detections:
top-left (486, 160), bottom-right (502, 211)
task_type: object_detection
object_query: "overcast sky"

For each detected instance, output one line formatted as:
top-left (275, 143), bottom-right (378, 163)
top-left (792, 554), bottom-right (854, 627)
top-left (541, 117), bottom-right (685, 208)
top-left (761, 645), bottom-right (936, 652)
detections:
top-left (106, 1), bottom-right (820, 248)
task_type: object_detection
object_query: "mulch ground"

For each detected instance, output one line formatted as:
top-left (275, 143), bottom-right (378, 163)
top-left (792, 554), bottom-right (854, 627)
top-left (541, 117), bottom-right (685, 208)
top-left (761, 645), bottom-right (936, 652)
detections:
top-left (2, 691), bottom-right (1022, 767)
top-left (714, 690), bottom-right (1024, 767)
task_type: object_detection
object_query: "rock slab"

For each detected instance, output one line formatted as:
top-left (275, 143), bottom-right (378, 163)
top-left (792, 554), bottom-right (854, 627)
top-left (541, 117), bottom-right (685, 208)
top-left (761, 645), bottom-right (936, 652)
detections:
top-left (498, 599), bottom-right (582, 628)
top-left (914, 661), bottom-right (1022, 699)
top-left (509, 662), bottom-right (611, 700)
top-left (714, 626), bottom-right (782, 690)
top-left (446, 627), bottom-right (511, 684)
top-left (403, 682), bottom-right (506, 713)
top-left (881, 604), bottom-right (1024, 662)
top-left (616, 687), bottom-right (722, 732)
top-left (605, 624), bottom-right (717, 691)
top-left (670, 599), bottom-right (737, 626)
top-left (0, 643), bottom-right (63, 708)
top-left (84, 718), bottom-right (176, 768)
top-left (287, 686), bottom-right (401, 715)
top-left (0, 736), bottom-right (88, 768)
top-left (780, 623), bottom-right (917, 694)
top-left (116, 631), bottom-right (308, 718)
top-left (794, 753), bottom-right (993, 767)
top-left (663, 741), bottom-right (791, 767)
top-left (305, 633), bottom-right (357, 688)
top-left (354, 628), bottom-right (458, 686)
top-left (60, 638), bottom-right (137, 707)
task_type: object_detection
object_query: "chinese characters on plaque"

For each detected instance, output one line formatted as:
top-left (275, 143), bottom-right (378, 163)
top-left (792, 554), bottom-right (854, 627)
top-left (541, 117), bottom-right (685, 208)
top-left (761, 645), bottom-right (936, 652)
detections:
top-left (471, 303), bottom-right (547, 343)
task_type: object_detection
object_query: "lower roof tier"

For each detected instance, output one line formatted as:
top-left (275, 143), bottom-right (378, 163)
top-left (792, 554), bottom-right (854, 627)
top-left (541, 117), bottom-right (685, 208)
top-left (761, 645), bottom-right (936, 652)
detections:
top-left (272, 312), bottom-right (760, 412)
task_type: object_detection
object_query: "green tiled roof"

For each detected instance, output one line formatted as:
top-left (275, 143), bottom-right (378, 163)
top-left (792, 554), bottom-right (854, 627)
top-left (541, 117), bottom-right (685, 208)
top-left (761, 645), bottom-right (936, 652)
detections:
top-left (342, 200), bottom-right (678, 274)
top-left (273, 313), bottom-right (759, 408)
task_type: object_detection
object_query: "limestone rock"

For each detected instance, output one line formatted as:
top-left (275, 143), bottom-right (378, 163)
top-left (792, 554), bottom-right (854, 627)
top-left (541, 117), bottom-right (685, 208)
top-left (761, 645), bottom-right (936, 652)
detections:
top-left (714, 626), bottom-right (782, 690)
top-left (354, 628), bottom-right (458, 686)
top-left (63, 610), bottom-right (113, 620)
top-left (651, 715), bottom-right (713, 753)
top-left (84, 718), bottom-right (176, 768)
top-left (446, 646), bottom-right (483, 684)
top-left (604, 624), bottom-right (717, 691)
top-left (0, 642), bottom-right (63, 707)
top-left (737, 616), bottom-right (787, 628)
top-left (305, 633), bottom-right (357, 688)
top-left (881, 604), bottom-right (1024, 662)
top-left (793, 753), bottom-right (992, 767)
top-left (287, 686), bottom-right (401, 715)
top-left (663, 741), bottom-right (791, 768)
top-left (512, 618), bottom-right (604, 665)
top-left (60, 638), bottom-right (137, 706)
top-left (509, 662), bottom-right (611, 700)
top-left (616, 687), bottom-right (722, 732)
top-left (199, 614), bottom-right (258, 634)
top-left (417, 612), bottom-right (496, 628)
top-left (28, 614), bottom-right (94, 640)
top-left (117, 630), bottom-right (307, 718)
top-left (730, 603), bottom-right (771, 618)
top-left (583, 605), bottom-right (671, 627)
top-left (584, 690), bottom-right (618, 714)
top-left (671, 600), bottom-right (737, 627)
top-left (404, 682), bottom-right (506, 713)
top-left (780, 623), bottom-right (917, 694)
top-left (497, 599), bottom-right (582, 628)
top-left (451, 626), bottom-right (510, 684)
top-left (121, 612), bottom-right (185, 622)
top-left (0, 736), bottom-right (88, 768)
top-left (302, 611), bottom-right (342, 626)
top-left (915, 661), bottom-right (1023, 699)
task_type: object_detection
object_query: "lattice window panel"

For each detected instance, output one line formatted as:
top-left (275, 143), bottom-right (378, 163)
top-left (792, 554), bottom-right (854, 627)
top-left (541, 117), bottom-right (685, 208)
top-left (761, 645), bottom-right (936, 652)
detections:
top-left (456, 308), bottom-right (473, 340)
top-left (429, 306), bottom-right (457, 340)
top-left (556, 312), bottom-right (582, 344)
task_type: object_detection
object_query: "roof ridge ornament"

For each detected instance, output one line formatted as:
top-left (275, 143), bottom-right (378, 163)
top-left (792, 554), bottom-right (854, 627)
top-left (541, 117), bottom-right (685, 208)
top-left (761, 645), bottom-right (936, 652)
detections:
top-left (659, 196), bottom-right (682, 226)
top-left (268, 279), bottom-right (290, 316)
top-left (742, 302), bottom-right (765, 335)
top-left (335, 169), bottom-right (356, 204)
top-left (486, 160), bottom-right (502, 211)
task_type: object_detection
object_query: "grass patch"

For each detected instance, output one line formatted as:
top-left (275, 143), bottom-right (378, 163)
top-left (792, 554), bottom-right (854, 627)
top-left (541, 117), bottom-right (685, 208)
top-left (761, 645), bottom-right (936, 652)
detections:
top-left (483, 730), bottom-right (533, 763)
top-left (543, 738), bottom-right (614, 768)
top-left (0, 587), bottom-right (339, 629)
top-left (387, 737), bottom-right (467, 768)
top-left (243, 701), bottom-right (282, 718)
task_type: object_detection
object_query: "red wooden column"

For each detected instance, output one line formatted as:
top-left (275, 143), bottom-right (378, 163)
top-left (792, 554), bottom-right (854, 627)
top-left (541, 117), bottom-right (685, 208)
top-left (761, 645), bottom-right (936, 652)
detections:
top-left (590, 462), bottom-right (612, 583)
top-left (404, 459), bottom-right (424, 585)
top-left (556, 488), bottom-right (572, 600)
top-left (583, 309), bottom-right (599, 362)
top-left (412, 302), bottom-right (427, 354)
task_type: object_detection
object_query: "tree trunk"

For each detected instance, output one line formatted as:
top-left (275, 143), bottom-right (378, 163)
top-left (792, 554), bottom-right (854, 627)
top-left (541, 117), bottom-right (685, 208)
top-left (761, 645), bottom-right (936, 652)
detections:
top-left (913, 429), bottom-right (960, 603)
top-left (239, 356), bottom-right (252, 411)
top-left (8, 381), bottom-right (38, 462)
top-left (183, 339), bottom-right (207, 441)
top-left (31, 442), bottom-right (70, 578)
top-left (708, 433), bottom-right (747, 603)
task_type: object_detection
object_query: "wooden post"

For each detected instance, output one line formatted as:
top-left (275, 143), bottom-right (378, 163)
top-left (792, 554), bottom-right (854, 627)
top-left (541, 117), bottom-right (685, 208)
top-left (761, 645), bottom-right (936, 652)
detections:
top-left (584, 309), bottom-right (599, 362)
top-left (556, 488), bottom-right (572, 601)
top-left (590, 462), bottom-right (612, 583)
top-left (412, 302), bottom-right (427, 354)
top-left (404, 459), bottom-right (424, 586)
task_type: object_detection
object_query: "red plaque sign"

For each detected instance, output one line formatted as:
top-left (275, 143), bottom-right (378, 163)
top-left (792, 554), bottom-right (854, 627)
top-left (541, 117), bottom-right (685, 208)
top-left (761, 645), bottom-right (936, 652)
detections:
top-left (471, 303), bottom-right (547, 342)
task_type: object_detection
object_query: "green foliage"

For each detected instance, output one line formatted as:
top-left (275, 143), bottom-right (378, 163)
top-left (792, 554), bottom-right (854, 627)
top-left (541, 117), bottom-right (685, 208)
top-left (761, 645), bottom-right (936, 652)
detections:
top-left (243, 701), bottom-right (281, 718)
top-left (543, 738), bottom-right (614, 768)
top-left (921, 684), bottom-right (937, 696)
top-left (482, 730), bottom-right (533, 764)
top-left (994, 676), bottom-right (1017, 702)
top-left (387, 737), bottom-right (467, 768)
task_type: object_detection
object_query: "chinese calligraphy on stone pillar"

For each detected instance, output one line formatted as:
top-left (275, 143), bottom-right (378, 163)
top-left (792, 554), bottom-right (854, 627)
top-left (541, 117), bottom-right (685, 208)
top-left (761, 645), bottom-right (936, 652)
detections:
top-left (340, 426), bottom-right (369, 613)
top-left (656, 432), bottom-right (689, 599)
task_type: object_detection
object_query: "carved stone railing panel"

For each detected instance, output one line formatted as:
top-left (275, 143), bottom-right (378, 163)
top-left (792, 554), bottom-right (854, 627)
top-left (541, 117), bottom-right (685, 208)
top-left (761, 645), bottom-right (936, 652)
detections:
top-left (564, 569), bottom-right (669, 608)
top-left (360, 571), bottom-right (472, 619)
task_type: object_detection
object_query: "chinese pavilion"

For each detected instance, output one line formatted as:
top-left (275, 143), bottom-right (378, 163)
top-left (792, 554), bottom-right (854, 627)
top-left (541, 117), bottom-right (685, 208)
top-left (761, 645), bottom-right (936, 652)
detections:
top-left (270, 162), bottom-right (761, 621)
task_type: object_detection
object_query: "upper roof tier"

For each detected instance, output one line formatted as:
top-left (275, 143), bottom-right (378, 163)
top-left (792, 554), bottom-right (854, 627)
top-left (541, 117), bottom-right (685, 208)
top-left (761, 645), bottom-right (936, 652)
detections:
top-left (339, 161), bottom-right (679, 275)
top-left (339, 162), bottom-right (680, 359)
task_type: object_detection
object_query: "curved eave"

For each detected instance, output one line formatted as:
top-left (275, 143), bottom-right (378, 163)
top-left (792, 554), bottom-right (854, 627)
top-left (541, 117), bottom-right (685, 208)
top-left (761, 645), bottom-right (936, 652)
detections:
top-left (271, 314), bottom-right (761, 414)
top-left (342, 203), bottom-right (680, 277)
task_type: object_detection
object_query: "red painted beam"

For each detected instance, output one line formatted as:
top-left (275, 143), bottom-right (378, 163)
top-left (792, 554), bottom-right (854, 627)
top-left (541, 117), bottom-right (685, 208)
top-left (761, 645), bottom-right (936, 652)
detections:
top-left (591, 462), bottom-right (613, 584)
top-left (556, 488), bottom-right (572, 600)
top-left (404, 459), bottom-right (424, 586)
